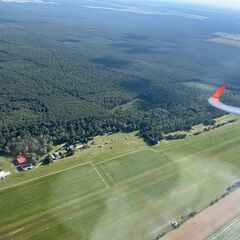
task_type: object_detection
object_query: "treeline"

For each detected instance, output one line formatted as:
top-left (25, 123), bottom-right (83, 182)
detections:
top-left (2, 135), bottom-right (52, 165)
top-left (0, 20), bottom-right (237, 161)
top-left (0, 100), bottom-right (221, 162)
top-left (0, 64), bottom-right (226, 161)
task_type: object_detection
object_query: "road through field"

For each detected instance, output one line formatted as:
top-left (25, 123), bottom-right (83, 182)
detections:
top-left (162, 189), bottom-right (240, 240)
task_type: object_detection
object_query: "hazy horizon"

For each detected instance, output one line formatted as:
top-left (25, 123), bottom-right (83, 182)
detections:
top-left (115, 0), bottom-right (240, 11)
top-left (2, 0), bottom-right (240, 11)
top-left (165, 0), bottom-right (240, 10)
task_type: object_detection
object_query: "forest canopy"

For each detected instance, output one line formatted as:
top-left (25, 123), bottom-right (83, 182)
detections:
top-left (1, 1), bottom-right (240, 160)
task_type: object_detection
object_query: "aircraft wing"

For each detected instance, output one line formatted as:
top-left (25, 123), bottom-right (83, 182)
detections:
top-left (208, 85), bottom-right (240, 115)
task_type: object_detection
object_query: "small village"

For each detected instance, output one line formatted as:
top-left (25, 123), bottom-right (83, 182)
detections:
top-left (0, 142), bottom-right (89, 181)
top-left (47, 143), bottom-right (89, 163)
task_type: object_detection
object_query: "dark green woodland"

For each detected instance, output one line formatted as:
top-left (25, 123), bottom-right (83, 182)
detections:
top-left (1, 0), bottom-right (240, 161)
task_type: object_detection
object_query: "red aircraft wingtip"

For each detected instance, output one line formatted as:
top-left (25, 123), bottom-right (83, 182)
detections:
top-left (212, 85), bottom-right (226, 99)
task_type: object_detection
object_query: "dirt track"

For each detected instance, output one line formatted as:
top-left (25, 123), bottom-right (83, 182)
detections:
top-left (162, 189), bottom-right (240, 240)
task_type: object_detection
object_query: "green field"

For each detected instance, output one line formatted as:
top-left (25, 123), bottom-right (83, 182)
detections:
top-left (0, 119), bottom-right (240, 240)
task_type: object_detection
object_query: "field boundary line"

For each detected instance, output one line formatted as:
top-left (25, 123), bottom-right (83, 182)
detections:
top-left (97, 164), bottom-right (115, 185)
top-left (90, 162), bottom-right (109, 188)
top-left (0, 161), bottom-right (91, 192)
top-left (157, 149), bottom-right (170, 161)
top-left (95, 147), bottom-right (149, 165)
top-left (207, 214), bottom-right (240, 240)
top-left (0, 147), bottom-right (160, 192)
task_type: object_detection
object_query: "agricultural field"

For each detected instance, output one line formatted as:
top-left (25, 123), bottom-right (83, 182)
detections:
top-left (0, 116), bottom-right (240, 240)
top-left (207, 215), bottom-right (240, 240)
top-left (162, 187), bottom-right (240, 240)
top-left (1, 1), bottom-right (240, 239)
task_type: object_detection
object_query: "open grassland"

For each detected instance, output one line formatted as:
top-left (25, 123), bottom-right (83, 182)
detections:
top-left (0, 120), bottom-right (240, 240)
top-left (0, 156), bottom-right (14, 172)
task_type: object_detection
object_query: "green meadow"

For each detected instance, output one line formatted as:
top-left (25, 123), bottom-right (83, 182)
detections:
top-left (0, 119), bottom-right (240, 240)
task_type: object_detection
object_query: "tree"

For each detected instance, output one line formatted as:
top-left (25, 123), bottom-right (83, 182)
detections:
top-left (44, 154), bottom-right (54, 165)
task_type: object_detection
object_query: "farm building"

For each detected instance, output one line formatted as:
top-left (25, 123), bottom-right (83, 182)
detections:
top-left (0, 170), bottom-right (10, 180)
top-left (0, 171), bottom-right (6, 180)
top-left (67, 144), bottom-right (87, 152)
top-left (75, 144), bottom-right (85, 150)
top-left (53, 152), bottom-right (61, 160)
top-left (16, 156), bottom-right (33, 171)
top-left (17, 156), bottom-right (27, 165)
top-left (67, 145), bottom-right (75, 151)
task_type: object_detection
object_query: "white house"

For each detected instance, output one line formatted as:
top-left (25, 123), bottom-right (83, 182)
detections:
top-left (53, 152), bottom-right (61, 160)
top-left (75, 144), bottom-right (84, 150)
top-left (0, 171), bottom-right (10, 180)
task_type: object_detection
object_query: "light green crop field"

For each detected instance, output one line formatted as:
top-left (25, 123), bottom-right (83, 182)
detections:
top-left (0, 119), bottom-right (240, 240)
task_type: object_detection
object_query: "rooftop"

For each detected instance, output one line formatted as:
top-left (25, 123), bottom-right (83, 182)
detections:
top-left (17, 156), bottom-right (27, 165)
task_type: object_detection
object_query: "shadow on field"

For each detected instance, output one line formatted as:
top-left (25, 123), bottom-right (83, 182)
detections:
top-left (0, 154), bottom-right (181, 240)
top-left (87, 160), bottom-right (181, 240)
top-left (38, 153), bottom-right (181, 240)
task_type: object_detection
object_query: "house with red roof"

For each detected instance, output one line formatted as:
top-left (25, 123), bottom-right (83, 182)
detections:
top-left (16, 156), bottom-right (33, 171)
top-left (16, 156), bottom-right (27, 165)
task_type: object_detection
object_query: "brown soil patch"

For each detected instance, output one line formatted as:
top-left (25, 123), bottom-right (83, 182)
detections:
top-left (162, 189), bottom-right (240, 240)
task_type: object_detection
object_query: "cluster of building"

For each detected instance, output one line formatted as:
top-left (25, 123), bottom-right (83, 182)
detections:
top-left (16, 156), bottom-right (33, 171)
top-left (49, 144), bottom-right (88, 162)
top-left (1, 155), bottom-right (33, 182)
top-left (49, 152), bottom-right (63, 161)
top-left (1, 142), bottom-right (90, 182)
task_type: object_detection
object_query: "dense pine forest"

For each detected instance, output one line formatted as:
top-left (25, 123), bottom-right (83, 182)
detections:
top-left (1, 0), bottom-right (240, 163)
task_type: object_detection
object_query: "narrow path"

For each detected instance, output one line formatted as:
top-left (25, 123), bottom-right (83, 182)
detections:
top-left (33, 162), bottom-right (42, 170)
top-left (90, 162), bottom-right (109, 188)
top-left (95, 147), bottom-right (149, 165)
